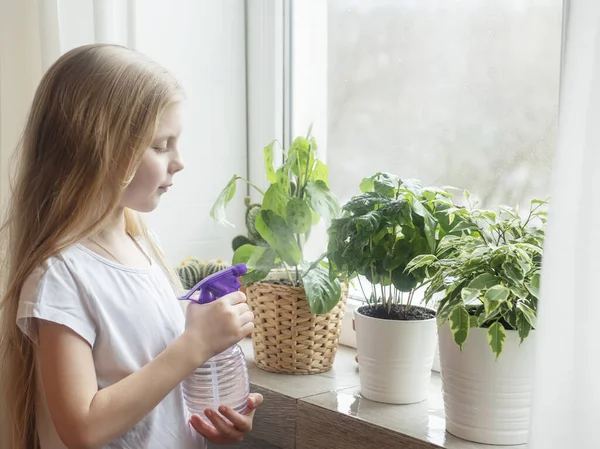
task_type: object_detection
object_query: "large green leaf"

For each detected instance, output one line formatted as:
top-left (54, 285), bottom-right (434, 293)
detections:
top-left (209, 175), bottom-right (238, 226)
top-left (449, 305), bottom-right (470, 349)
top-left (468, 273), bottom-right (499, 290)
top-left (391, 270), bottom-right (418, 292)
top-left (485, 285), bottom-right (510, 302)
top-left (461, 287), bottom-right (480, 303)
top-left (255, 210), bottom-right (302, 266)
top-left (312, 160), bottom-right (329, 185)
top-left (232, 244), bottom-right (275, 284)
top-left (356, 211), bottom-right (381, 235)
top-left (305, 180), bottom-right (340, 224)
top-left (487, 321), bottom-right (506, 359)
top-left (263, 141), bottom-right (277, 184)
top-left (286, 198), bottom-right (312, 234)
top-left (262, 183), bottom-right (288, 218)
top-left (302, 262), bottom-right (342, 314)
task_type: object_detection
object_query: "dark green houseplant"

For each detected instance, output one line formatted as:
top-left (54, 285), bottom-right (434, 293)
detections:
top-left (326, 172), bottom-right (464, 403)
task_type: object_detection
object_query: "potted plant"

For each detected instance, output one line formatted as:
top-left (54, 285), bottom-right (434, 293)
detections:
top-left (408, 197), bottom-right (547, 445)
top-left (327, 172), bottom-right (462, 404)
top-left (210, 135), bottom-right (346, 374)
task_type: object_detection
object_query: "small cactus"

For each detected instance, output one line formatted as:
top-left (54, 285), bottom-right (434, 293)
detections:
top-left (231, 197), bottom-right (267, 251)
top-left (176, 257), bottom-right (205, 290)
top-left (204, 259), bottom-right (230, 278)
top-left (232, 235), bottom-right (252, 252)
top-left (244, 197), bottom-right (266, 245)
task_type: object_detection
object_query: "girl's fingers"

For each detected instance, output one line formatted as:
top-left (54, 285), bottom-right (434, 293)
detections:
top-left (205, 409), bottom-right (244, 442)
top-left (189, 414), bottom-right (219, 440)
top-left (247, 393), bottom-right (264, 411)
top-left (218, 406), bottom-right (252, 433)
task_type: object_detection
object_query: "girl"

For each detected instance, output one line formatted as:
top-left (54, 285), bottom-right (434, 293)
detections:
top-left (0, 44), bottom-right (262, 449)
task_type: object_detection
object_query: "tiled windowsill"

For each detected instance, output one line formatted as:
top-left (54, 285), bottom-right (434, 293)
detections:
top-left (221, 338), bottom-right (527, 449)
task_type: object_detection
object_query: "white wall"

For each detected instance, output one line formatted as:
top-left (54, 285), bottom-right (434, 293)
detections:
top-left (136, 0), bottom-right (247, 266)
top-left (0, 0), bottom-right (247, 266)
top-left (136, 0), bottom-right (247, 262)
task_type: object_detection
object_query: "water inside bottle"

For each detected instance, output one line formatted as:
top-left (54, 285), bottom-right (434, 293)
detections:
top-left (183, 343), bottom-right (250, 422)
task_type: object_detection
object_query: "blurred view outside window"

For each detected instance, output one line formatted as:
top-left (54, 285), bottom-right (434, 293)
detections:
top-left (326, 0), bottom-right (562, 208)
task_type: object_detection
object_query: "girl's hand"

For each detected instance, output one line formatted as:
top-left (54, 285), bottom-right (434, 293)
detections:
top-left (189, 393), bottom-right (264, 445)
top-left (183, 292), bottom-right (254, 365)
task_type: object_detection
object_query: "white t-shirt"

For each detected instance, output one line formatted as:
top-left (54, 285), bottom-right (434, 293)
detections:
top-left (17, 243), bottom-right (205, 449)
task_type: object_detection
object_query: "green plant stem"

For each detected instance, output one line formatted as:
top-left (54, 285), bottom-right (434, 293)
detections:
top-left (357, 275), bottom-right (370, 304)
top-left (369, 237), bottom-right (377, 306)
top-left (240, 177), bottom-right (266, 196)
top-left (282, 264), bottom-right (296, 285)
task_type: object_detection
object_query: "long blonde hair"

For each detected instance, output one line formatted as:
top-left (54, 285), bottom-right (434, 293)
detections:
top-left (0, 44), bottom-right (184, 449)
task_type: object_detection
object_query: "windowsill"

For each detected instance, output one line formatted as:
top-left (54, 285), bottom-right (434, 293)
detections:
top-left (238, 338), bottom-right (527, 449)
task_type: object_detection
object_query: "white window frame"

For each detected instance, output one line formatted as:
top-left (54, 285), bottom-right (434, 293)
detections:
top-left (245, 0), bottom-right (361, 348)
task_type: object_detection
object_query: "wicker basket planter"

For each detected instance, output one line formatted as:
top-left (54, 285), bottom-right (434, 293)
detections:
top-left (246, 281), bottom-right (348, 374)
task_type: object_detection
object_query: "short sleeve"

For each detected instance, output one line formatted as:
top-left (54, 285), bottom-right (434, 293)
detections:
top-left (17, 257), bottom-right (97, 347)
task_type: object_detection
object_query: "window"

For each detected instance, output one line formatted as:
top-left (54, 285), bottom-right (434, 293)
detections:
top-left (294, 0), bottom-right (563, 208)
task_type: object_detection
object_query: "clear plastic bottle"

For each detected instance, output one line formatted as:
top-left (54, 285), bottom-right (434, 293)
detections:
top-left (183, 343), bottom-right (249, 420)
top-left (178, 263), bottom-right (251, 421)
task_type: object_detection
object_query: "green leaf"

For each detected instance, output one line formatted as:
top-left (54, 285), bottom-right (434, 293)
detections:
top-left (485, 284), bottom-right (510, 302)
top-left (359, 177), bottom-right (374, 193)
top-left (502, 260), bottom-right (524, 284)
top-left (516, 308), bottom-right (532, 342)
top-left (232, 244), bottom-right (275, 284)
top-left (372, 173), bottom-right (400, 198)
top-left (255, 210), bottom-right (302, 265)
top-left (289, 137), bottom-right (314, 177)
top-left (449, 305), bottom-right (470, 349)
top-left (469, 314), bottom-right (479, 328)
top-left (526, 273), bottom-right (541, 299)
top-left (483, 285), bottom-right (509, 318)
top-left (517, 301), bottom-right (537, 328)
top-left (209, 175), bottom-right (238, 226)
top-left (312, 160), bottom-right (329, 185)
top-left (302, 262), bottom-right (342, 314)
top-left (275, 165), bottom-right (291, 195)
top-left (487, 321), bottom-right (506, 359)
top-left (262, 183), bottom-right (288, 218)
top-left (286, 198), bottom-right (312, 234)
top-left (411, 200), bottom-right (438, 252)
top-left (263, 141), bottom-right (277, 184)
top-left (468, 273), bottom-right (499, 290)
top-left (305, 180), bottom-right (340, 225)
top-left (391, 270), bottom-right (418, 292)
top-left (356, 211), bottom-right (381, 235)
top-left (461, 287), bottom-right (480, 303)
top-left (406, 254), bottom-right (437, 273)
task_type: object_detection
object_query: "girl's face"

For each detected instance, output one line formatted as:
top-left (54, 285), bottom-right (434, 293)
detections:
top-left (121, 102), bottom-right (185, 213)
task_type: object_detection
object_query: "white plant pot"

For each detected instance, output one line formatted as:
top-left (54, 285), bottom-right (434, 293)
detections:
top-left (431, 340), bottom-right (441, 373)
top-left (354, 305), bottom-right (437, 404)
top-left (438, 323), bottom-right (536, 445)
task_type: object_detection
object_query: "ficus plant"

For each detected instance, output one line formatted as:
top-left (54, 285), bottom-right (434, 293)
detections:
top-left (407, 197), bottom-right (547, 358)
top-left (210, 134), bottom-right (342, 314)
top-left (327, 172), bottom-right (467, 319)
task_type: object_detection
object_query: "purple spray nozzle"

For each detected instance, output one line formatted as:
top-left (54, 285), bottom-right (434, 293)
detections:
top-left (178, 263), bottom-right (247, 304)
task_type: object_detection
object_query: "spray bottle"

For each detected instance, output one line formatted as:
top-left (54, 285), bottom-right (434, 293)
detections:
top-left (178, 263), bottom-right (250, 420)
